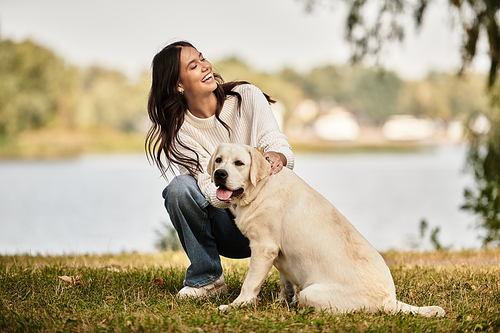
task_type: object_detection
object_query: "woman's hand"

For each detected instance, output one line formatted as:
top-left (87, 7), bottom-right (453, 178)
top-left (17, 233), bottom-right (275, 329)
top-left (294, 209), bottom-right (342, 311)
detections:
top-left (263, 151), bottom-right (287, 175)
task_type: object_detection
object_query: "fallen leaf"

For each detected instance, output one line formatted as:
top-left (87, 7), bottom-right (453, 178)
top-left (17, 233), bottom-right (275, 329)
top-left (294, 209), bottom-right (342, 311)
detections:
top-left (58, 275), bottom-right (74, 284)
top-left (154, 278), bottom-right (165, 286)
top-left (74, 275), bottom-right (83, 285)
top-left (100, 319), bottom-right (110, 325)
top-left (58, 275), bottom-right (83, 286)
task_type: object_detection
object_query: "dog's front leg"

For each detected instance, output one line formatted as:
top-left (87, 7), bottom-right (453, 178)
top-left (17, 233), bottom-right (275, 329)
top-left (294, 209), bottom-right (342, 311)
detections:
top-left (233, 244), bottom-right (279, 305)
top-left (220, 243), bottom-right (278, 310)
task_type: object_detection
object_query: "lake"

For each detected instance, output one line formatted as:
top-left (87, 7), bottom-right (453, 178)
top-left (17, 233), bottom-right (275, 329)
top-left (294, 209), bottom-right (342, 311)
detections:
top-left (0, 144), bottom-right (482, 255)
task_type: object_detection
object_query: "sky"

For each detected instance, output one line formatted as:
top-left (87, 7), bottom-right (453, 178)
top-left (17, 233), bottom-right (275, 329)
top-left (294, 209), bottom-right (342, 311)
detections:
top-left (0, 0), bottom-right (491, 81)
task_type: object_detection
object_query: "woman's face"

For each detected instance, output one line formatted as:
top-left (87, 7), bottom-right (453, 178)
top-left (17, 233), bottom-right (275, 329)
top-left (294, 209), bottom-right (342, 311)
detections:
top-left (177, 46), bottom-right (217, 98)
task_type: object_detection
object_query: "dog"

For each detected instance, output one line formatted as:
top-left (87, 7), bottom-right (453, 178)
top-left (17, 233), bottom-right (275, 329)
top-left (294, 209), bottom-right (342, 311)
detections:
top-left (208, 143), bottom-right (445, 317)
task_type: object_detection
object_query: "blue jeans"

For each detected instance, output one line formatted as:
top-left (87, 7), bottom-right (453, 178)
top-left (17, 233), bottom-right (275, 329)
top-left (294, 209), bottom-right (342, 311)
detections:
top-left (162, 175), bottom-right (251, 287)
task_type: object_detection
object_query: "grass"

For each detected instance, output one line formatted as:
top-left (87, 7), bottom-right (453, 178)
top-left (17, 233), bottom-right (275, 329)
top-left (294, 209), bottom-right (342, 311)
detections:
top-left (1, 250), bottom-right (499, 332)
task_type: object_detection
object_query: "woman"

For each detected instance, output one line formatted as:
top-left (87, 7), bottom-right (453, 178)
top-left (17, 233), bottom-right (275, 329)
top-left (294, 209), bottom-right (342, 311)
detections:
top-left (146, 41), bottom-right (294, 298)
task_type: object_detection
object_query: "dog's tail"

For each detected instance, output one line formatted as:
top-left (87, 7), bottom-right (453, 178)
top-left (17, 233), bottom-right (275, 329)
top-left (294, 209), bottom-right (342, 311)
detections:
top-left (395, 300), bottom-right (445, 317)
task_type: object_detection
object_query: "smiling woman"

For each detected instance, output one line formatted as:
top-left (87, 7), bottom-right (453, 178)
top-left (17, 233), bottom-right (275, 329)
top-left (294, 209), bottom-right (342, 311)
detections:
top-left (145, 40), bottom-right (294, 299)
top-left (176, 47), bottom-right (218, 117)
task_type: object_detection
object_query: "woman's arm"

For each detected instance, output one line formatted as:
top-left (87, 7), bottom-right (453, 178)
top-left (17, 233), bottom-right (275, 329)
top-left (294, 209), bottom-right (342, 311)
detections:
top-left (239, 84), bottom-right (294, 172)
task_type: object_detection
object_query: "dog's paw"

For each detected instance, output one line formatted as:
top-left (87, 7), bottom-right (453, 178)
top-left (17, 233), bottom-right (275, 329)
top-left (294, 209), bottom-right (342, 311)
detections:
top-left (421, 306), bottom-right (446, 318)
top-left (218, 295), bottom-right (258, 311)
top-left (218, 304), bottom-right (230, 311)
top-left (232, 296), bottom-right (258, 307)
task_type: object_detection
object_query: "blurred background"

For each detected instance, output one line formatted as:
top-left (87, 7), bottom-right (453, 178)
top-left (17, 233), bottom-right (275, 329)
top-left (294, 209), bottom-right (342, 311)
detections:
top-left (0, 0), bottom-right (498, 255)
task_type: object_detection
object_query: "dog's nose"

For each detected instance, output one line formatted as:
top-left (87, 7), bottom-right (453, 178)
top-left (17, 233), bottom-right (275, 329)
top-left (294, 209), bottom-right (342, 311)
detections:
top-left (214, 169), bottom-right (228, 180)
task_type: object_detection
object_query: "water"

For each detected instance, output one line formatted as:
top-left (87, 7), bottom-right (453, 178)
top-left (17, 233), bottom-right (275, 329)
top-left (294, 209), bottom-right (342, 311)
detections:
top-left (0, 145), bottom-right (482, 255)
top-left (0, 154), bottom-right (168, 255)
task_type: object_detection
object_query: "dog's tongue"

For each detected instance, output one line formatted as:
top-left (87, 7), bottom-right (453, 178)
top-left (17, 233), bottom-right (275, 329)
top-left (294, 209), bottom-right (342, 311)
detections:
top-left (216, 187), bottom-right (233, 201)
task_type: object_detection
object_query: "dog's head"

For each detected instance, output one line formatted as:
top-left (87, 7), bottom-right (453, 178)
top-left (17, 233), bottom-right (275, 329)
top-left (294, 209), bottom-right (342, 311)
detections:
top-left (208, 143), bottom-right (271, 203)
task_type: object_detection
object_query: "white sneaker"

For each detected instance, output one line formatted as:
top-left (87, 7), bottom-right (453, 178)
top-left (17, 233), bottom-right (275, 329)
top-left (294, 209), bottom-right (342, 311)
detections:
top-left (177, 275), bottom-right (228, 299)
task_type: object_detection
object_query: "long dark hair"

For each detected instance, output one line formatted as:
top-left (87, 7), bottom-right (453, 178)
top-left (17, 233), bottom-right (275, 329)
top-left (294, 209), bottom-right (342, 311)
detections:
top-left (146, 41), bottom-right (272, 178)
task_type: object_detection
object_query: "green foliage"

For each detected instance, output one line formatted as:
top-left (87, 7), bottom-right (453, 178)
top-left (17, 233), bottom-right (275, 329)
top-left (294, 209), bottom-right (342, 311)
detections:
top-left (462, 115), bottom-right (500, 246)
top-left (303, 0), bottom-right (500, 92)
top-left (155, 222), bottom-right (182, 252)
top-left (417, 219), bottom-right (445, 251)
top-left (1, 252), bottom-right (500, 332)
top-left (400, 73), bottom-right (490, 120)
top-left (280, 65), bottom-right (489, 124)
top-left (0, 39), bottom-right (76, 137)
top-left (430, 227), bottom-right (443, 251)
top-left (75, 66), bottom-right (150, 131)
top-left (0, 37), bottom-right (150, 141)
top-left (280, 65), bottom-right (403, 124)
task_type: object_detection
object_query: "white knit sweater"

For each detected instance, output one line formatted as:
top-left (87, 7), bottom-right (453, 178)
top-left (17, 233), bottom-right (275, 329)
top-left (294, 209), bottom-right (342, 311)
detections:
top-left (175, 84), bottom-right (294, 208)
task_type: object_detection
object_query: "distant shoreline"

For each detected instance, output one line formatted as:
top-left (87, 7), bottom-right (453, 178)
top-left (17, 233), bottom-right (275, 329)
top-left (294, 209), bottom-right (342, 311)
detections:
top-left (0, 126), bottom-right (465, 160)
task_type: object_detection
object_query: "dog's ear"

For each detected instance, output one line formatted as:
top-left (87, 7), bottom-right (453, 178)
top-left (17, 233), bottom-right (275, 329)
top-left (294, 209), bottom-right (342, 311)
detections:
top-left (250, 148), bottom-right (271, 186)
top-left (207, 148), bottom-right (218, 181)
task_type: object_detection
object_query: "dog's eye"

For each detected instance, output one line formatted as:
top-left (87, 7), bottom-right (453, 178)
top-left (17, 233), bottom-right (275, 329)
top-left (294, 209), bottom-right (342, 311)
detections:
top-left (235, 160), bottom-right (244, 166)
top-left (215, 157), bottom-right (222, 163)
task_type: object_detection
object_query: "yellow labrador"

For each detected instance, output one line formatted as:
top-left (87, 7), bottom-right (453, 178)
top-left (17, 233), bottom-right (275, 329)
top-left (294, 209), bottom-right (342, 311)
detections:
top-left (208, 143), bottom-right (445, 317)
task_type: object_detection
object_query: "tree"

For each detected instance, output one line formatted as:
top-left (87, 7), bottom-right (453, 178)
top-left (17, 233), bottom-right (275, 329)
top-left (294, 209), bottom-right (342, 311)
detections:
top-left (302, 0), bottom-right (500, 245)
top-left (0, 39), bottom-right (77, 137)
top-left (303, 0), bottom-right (500, 90)
top-left (399, 73), bottom-right (490, 120)
top-left (284, 65), bottom-right (404, 123)
top-left (462, 115), bottom-right (500, 246)
top-left (75, 66), bottom-right (149, 131)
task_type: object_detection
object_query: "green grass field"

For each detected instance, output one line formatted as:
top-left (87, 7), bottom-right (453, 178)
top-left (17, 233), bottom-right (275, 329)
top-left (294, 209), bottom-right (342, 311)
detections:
top-left (1, 250), bottom-right (499, 332)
